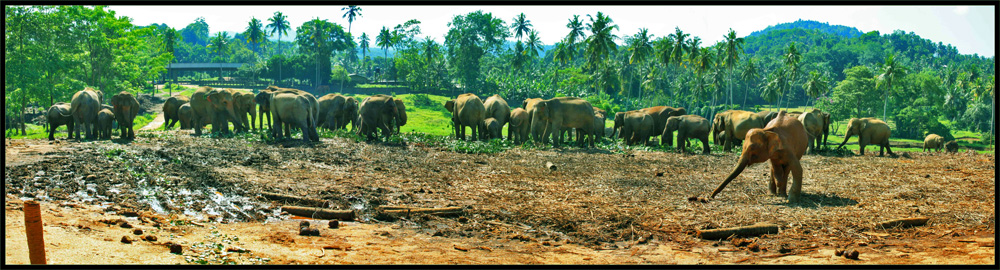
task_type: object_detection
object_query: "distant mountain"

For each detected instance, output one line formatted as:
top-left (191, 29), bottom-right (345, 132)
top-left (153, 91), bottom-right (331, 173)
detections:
top-left (749, 19), bottom-right (863, 39)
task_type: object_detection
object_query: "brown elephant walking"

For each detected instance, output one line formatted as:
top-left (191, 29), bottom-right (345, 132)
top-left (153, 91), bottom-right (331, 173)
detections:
top-left (62, 88), bottom-right (104, 140)
top-left (662, 114), bottom-right (711, 154)
top-left (46, 102), bottom-right (75, 140)
top-left (640, 106), bottom-right (687, 141)
top-left (484, 95), bottom-right (511, 139)
top-left (318, 94), bottom-right (349, 131)
top-left (111, 91), bottom-right (140, 140)
top-left (97, 109), bottom-right (115, 140)
top-left (178, 103), bottom-right (194, 130)
top-left (711, 111), bottom-right (809, 203)
top-left (621, 111), bottom-right (654, 146)
top-left (357, 95), bottom-right (398, 141)
top-left (190, 87), bottom-right (247, 136)
top-left (233, 91), bottom-right (256, 132)
top-left (612, 111), bottom-right (626, 139)
top-left (162, 95), bottom-right (190, 130)
top-left (712, 110), bottom-right (765, 152)
top-left (508, 108), bottom-right (530, 144)
top-left (533, 97), bottom-right (596, 147)
top-left (264, 89), bottom-right (319, 142)
top-left (923, 134), bottom-right (944, 152)
top-left (445, 93), bottom-right (486, 141)
top-left (836, 117), bottom-right (895, 156)
top-left (797, 111), bottom-right (824, 154)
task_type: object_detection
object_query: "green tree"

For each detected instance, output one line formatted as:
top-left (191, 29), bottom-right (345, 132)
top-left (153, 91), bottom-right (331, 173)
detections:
top-left (803, 71), bottom-right (830, 109)
top-left (875, 54), bottom-right (907, 121)
top-left (341, 5), bottom-right (362, 34)
top-left (267, 11), bottom-right (290, 83)
top-left (295, 18), bottom-right (350, 88)
top-left (827, 65), bottom-right (879, 119)
top-left (584, 12), bottom-right (618, 71)
top-left (564, 15), bottom-right (585, 59)
top-left (244, 17), bottom-right (266, 55)
top-left (359, 33), bottom-right (370, 61)
top-left (445, 10), bottom-right (509, 91)
top-left (781, 42), bottom-right (802, 110)
top-left (511, 13), bottom-right (532, 41)
top-left (208, 32), bottom-right (230, 62)
top-left (626, 28), bottom-right (653, 100)
top-left (669, 27), bottom-right (690, 67)
top-left (525, 30), bottom-right (543, 58)
top-left (722, 28), bottom-right (745, 108)
top-left (739, 57), bottom-right (759, 109)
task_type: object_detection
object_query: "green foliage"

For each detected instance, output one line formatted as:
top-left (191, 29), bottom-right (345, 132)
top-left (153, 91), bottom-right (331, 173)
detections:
top-left (445, 10), bottom-right (511, 90)
top-left (409, 94), bottom-right (436, 108)
top-left (893, 105), bottom-right (952, 140)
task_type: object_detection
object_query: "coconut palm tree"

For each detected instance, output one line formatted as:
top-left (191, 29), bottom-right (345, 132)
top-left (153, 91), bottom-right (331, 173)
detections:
top-left (359, 33), bottom-right (370, 61)
top-left (722, 28), bottom-right (744, 108)
top-left (244, 17), bottom-right (265, 55)
top-left (803, 71), bottom-right (830, 109)
top-left (208, 32), bottom-right (230, 80)
top-left (876, 54), bottom-right (906, 121)
top-left (267, 11), bottom-right (290, 83)
top-left (627, 28), bottom-right (653, 100)
top-left (781, 42), bottom-right (801, 111)
top-left (341, 5), bottom-right (362, 34)
top-left (524, 29), bottom-right (543, 58)
top-left (564, 15), bottom-right (585, 58)
top-left (739, 57), bottom-right (759, 109)
top-left (669, 27), bottom-right (690, 67)
top-left (376, 26), bottom-right (393, 81)
top-left (512, 13), bottom-right (532, 41)
top-left (584, 12), bottom-right (618, 71)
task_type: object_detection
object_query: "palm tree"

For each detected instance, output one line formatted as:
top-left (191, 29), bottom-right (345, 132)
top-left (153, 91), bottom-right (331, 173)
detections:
top-left (584, 11), bottom-right (618, 71)
top-left (565, 15), bottom-right (585, 58)
top-left (524, 29), bottom-right (543, 58)
top-left (803, 71), bottom-right (830, 109)
top-left (669, 27), bottom-right (690, 67)
top-left (267, 11), bottom-right (290, 84)
top-left (208, 32), bottom-right (230, 80)
top-left (553, 41), bottom-right (571, 67)
top-left (376, 26), bottom-right (393, 82)
top-left (686, 37), bottom-right (702, 64)
top-left (875, 54), bottom-right (906, 121)
top-left (782, 42), bottom-right (801, 111)
top-left (627, 28), bottom-right (653, 100)
top-left (359, 33), bottom-right (370, 61)
top-left (512, 13), bottom-right (532, 41)
top-left (341, 5), bottom-right (362, 34)
top-left (739, 57), bottom-right (759, 109)
top-left (512, 41), bottom-right (527, 71)
top-left (422, 37), bottom-right (439, 63)
top-left (722, 28), bottom-right (745, 108)
top-left (245, 18), bottom-right (265, 55)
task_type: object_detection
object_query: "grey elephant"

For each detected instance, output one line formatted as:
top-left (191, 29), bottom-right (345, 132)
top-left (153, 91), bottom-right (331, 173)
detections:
top-left (178, 103), bottom-right (194, 130)
top-left (484, 95), bottom-right (510, 139)
top-left (112, 91), bottom-right (140, 139)
top-left (61, 87), bottom-right (104, 140)
top-left (621, 110), bottom-right (654, 146)
top-left (797, 111), bottom-right (823, 154)
top-left (97, 109), bottom-right (115, 140)
top-left (392, 98), bottom-right (407, 134)
top-left (662, 114), bottom-right (711, 154)
top-left (508, 108), bottom-right (530, 144)
top-left (533, 97), bottom-right (596, 147)
top-left (484, 117), bottom-right (502, 139)
top-left (923, 134), bottom-right (944, 152)
top-left (190, 87), bottom-right (247, 136)
top-left (162, 95), bottom-right (190, 130)
top-left (46, 102), bottom-right (75, 140)
top-left (836, 117), bottom-right (895, 156)
top-left (261, 88), bottom-right (319, 142)
top-left (318, 94), bottom-right (349, 131)
top-left (944, 140), bottom-right (959, 153)
top-left (357, 95), bottom-right (398, 141)
top-left (445, 93), bottom-right (486, 141)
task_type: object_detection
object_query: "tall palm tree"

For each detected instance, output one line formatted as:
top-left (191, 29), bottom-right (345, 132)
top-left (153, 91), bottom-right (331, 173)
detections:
top-left (553, 41), bottom-right (571, 67)
top-left (803, 71), bottom-right (830, 109)
top-left (686, 37), bottom-right (702, 64)
top-left (584, 12), bottom-right (618, 71)
top-left (875, 54), bottom-right (906, 121)
top-left (267, 11), bottom-right (290, 83)
top-left (245, 18), bottom-right (265, 55)
top-left (376, 26), bottom-right (393, 81)
top-left (524, 30), bottom-right (543, 58)
top-left (341, 5), bottom-right (362, 34)
top-left (565, 15), bottom-right (585, 58)
top-left (669, 27), bottom-right (690, 67)
top-left (208, 32), bottom-right (230, 80)
top-left (422, 37), bottom-right (439, 63)
top-left (359, 33), bottom-right (370, 61)
top-left (627, 28), bottom-right (653, 100)
top-left (722, 28), bottom-right (745, 108)
top-left (739, 57), bottom-right (759, 109)
top-left (512, 13), bottom-right (532, 41)
top-left (781, 42), bottom-right (801, 111)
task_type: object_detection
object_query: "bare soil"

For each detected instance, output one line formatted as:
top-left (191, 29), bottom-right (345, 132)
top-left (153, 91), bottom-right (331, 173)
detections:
top-left (4, 133), bottom-right (995, 265)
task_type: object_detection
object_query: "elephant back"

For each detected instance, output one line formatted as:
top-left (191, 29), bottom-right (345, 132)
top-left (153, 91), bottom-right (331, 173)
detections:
top-left (797, 111), bottom-right (823, 138)
top-left (70, 88), bottom-right (102, 120)
top-left (454, 93), bottom-right (485, 126)
top-left (766, 111), bottom-right (809, 159)
top-left (484, 94), bottom-right (510, 126)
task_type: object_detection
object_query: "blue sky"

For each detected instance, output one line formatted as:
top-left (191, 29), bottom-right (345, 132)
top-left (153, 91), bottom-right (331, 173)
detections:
top-left (108, 5), bottom-right (995, 58)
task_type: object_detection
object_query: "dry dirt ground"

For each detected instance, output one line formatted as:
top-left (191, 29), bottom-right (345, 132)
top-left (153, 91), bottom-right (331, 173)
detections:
top-left (4, 132), bottom-right (995, 265)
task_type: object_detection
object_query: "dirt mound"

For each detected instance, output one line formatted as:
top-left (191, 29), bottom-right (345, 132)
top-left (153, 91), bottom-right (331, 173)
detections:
top-left (136, 93), bottom-right (164, 115)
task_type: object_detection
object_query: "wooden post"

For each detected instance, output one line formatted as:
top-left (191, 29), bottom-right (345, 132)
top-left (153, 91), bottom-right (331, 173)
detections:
top-left (24, 201), bottom-right (47, 264)
top-left (281, 206), bottom-right (355, 221)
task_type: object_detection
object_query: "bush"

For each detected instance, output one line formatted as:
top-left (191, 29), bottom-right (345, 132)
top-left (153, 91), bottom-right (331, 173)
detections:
top-left (411, 94), bottom-right (436, 108)
top-left (956, 102), bottom-right (991, 133)
top-left (893, 106), bottom-right (952, 140)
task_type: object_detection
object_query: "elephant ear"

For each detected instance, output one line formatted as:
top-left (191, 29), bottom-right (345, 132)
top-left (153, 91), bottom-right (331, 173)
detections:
top-left (764, 131), bottom-right (783, 155)
top-left (858, 120), bottom-right (867, 132)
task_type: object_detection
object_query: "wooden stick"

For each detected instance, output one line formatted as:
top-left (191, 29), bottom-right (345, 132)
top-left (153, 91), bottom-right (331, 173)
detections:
top-left (281, 206), bottom-right (355, 221)
top-left (876, 217), bottom-right (929, 229)
top-left (546, 162), bottom-right (557, 171)
top-left (696, 223), bottom-right (779, 240)
top-left (380, 207), bottom-right (463, 216)
top-left (24, 201), bottom-right (47, 264)
top-left (261, 192), bottom-right (330, 207)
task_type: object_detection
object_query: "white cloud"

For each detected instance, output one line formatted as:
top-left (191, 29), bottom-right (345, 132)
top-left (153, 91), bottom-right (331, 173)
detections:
top-left (953, 6), bottom-right (969, 16)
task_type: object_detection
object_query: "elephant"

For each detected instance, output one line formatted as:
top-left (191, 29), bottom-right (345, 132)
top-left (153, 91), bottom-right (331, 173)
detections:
top-left (177, 103), bottom-right (194, 130)
top-left (923, 134), bottom-right (944, 152)
top-left (46, 102), bottom-right (75, 140)
top-left (944, 140), bottom-right (959, 153)
top-left (342, 97), bottom-right (359, 131)
top-left (162, 95), bottom-right (190, 130)
top-left (357, 94), bottom-right (398, 141)
top-left (533, 97), bottom-right (597, 147)
top-left (711, 111), bottom-right (809, 203)
top-left (61, 87), bottom-right (104, 140)
top-left (260, 89), bottom-right (319, 142)
top-left (318, 94), bottom-right (349, 131)
top-left (755, 111), bottom-right (778, 126)
top-left (662, 114), bottom-right (711, 154)
top-left (797, 111), bottom-right (824, 154)
top-left (233, 91), bottom-right (256, 132)
top-left (712, 110), bottom-right (765, 152)
top-left (613, 111), bottom-right (626, 139)
top-left (640, 106), bottom-right (687, 141)
top-left (484, 118), bottom-right (502, 139)
top-left (809, 109), bottom-right (832, 147)
top-left (392, 99), bottom-right (407, 134)
top-left (190, 87), bottom-right (248, 136)
top-left (836, 117), bottom-right (895, 157)
top-left (111, 91), bottom-right (140, 140)
top-left (484, 94), bottom-right (510, 138)
top-left (621, 110), bottom-right (654, 146)
top-left (445, 93), bottom-right (486, 141)
top-left (522, 98), bottom-right (544, 142)
top-left (97, 109), bottom-right (115, 140)
top-left (255, 87), bottom-right (276, 130)
top-left (508, 108), bottom-right (530, 144)
top-left (583, 107), bottom-right (607, 143)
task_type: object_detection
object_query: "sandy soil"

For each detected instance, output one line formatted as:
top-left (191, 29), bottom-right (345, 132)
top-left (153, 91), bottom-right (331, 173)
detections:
top-left (4, 133), bottom-right (995, 265)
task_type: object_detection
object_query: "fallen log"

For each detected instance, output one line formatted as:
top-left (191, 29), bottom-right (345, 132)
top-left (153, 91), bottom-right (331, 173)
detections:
top-left (546, 162), bottom-right (557, 171)
top-left (875, 217), bottom-right (929, 229)
top-left (261, 192), bottom-right (330, 207)
top-left (696, 223), bottom-right (779, 240)
top-left (281, 206), bottom-right (355, 221)
top-left (380, 207), bottom-right (464, 216)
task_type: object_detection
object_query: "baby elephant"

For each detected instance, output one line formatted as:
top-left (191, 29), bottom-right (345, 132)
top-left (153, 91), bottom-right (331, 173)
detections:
top-left (944, 140), bottom-right (959, 153)
top-left (97, 109), bottom-right (115, 140)
top-left (662, 115), bottom-right (711, 154)
top-left (923, 134), bottom-right (944, 152)
top-left (484, 117), bottom-right (502, 140)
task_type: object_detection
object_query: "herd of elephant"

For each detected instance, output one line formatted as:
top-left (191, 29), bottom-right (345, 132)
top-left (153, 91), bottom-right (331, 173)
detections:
top-left (46, 88), bottom-right (139, 141)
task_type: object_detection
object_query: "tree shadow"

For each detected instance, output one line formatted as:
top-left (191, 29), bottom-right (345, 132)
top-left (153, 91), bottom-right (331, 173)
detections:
top-left (782, 192), bottom-right (859, 208)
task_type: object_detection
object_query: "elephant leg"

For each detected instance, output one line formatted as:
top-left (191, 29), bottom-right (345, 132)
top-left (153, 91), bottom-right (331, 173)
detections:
top-left (884, 141), bottom-right (895, 156)
top-left (49, 124), bottom-right (57, 140)
top-left (700, 136), bottom-right (711, 154)
top-left (788, 159), bottom-right (803, 203)
top-left (300, 122), bottom-right (310, 143)
top-left (768, 167), bottom-right (778, 195)
top-left (775, 163), bottom-right (790, 197)
top-left (723, 134), bottom-right (733, 152)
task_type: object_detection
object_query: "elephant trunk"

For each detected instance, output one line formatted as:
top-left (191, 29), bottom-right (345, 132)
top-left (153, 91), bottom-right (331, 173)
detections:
top-left (710, 155), bottom-right (750, 199)
top-left (836, 132), bottom-right (852, 149)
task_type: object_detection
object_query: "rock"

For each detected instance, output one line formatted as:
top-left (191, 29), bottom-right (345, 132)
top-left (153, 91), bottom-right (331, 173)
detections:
top-left (299, 221), bottom-right (310, 228)
top-left (133, 228), bottom-right (143, 235)
top-left (845, 249), bottom-right (860, 260)
top-left (834, 249), bottom-right (844, 256)
top-left (328, 220), bottom-right (339, 229)
top-left (169, 243), bottom-right (183, 254)
top-left (299, 227), bottom-right (320, 236)
top-left (86, 175), bottom-right (97, 181)
top-left (143, 235), bottom-right (157, 241)
top-left (120, 236), bottom-right (133, 244)
top-left (120, 222), bottom-right (133, 229)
